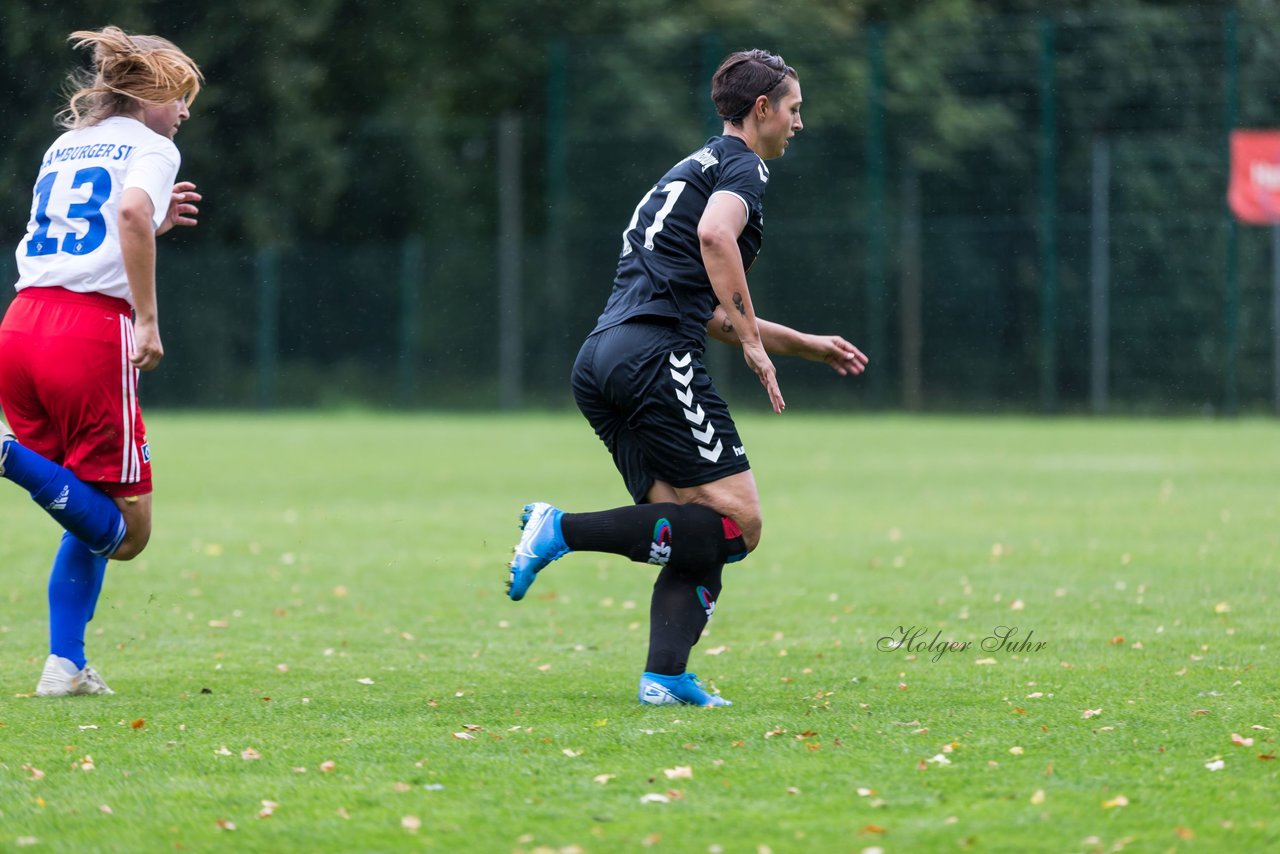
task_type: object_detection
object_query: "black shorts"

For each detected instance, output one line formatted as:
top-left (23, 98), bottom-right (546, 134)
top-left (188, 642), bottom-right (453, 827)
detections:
top-left (572, 320), bottom-right (751, 503)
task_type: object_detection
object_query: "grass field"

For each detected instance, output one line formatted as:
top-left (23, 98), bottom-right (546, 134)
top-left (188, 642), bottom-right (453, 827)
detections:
top-left (1, 412), bottom-right (1278, 853)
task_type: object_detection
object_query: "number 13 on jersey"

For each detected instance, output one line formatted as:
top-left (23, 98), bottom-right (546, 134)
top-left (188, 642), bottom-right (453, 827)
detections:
top-left (26, 166), bottom-right (113, 257)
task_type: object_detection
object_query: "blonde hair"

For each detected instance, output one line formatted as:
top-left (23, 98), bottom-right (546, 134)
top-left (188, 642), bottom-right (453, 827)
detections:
top-left (58, 26), bottom-right (203, 129)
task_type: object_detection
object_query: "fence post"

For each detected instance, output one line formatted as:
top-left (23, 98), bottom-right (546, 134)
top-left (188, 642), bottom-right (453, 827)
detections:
top-left (1273, 226), bottom-right (1280, 414)
top-left (1090, 136), bottom-right (1111, 414)
top-left (497, 112), bottom-right (523, 410)
top-left (899, 155), bottom-right (922, 410)
top-left (865, 25), bottom-right (888, 407)
top-left (1222, 8), bottom-right (1240, 416)
top-left (255, 247), bottom-right (279, 409)
top-left (544, 39), bottom-right (570, 397)
top-left (1038, 16), bottom-right (1058, 413)
top-left (398, 235), bottom-right (425, 408)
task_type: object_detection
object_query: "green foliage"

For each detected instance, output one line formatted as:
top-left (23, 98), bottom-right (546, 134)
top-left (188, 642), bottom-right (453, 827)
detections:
top-left (1, 412), bottom-right (1278, 850)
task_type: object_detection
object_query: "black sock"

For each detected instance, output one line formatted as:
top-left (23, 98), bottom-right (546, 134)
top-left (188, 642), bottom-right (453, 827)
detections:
top-left (561, 502), bottom-right (746, 567)
top-left (645, 559), bottom-right (723, 675)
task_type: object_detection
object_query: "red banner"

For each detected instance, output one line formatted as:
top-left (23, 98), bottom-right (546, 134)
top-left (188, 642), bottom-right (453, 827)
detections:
top-left (1229, 130), bottom-right (1280, 224)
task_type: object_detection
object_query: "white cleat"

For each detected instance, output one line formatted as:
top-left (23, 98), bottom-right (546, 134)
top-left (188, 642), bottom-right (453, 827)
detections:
top-left (35, 654), bottom-right (115, 697)
top-left (0, 416), bottom-right (13, 477)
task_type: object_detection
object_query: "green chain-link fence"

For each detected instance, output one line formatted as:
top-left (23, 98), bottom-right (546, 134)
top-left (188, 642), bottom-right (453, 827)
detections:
top-left (4, 7), bottom-right (1276, 413)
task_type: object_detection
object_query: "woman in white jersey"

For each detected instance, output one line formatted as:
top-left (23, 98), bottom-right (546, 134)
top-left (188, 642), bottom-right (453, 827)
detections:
top-left (0, 27), bottom-right (202, 696)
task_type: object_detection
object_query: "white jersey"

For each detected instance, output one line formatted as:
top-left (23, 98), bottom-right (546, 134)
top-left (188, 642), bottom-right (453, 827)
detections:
top-left (13, 116), bottom-right (180, 304)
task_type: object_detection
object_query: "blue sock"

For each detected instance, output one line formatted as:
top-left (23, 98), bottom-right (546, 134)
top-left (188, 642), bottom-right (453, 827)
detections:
top-left (1, 437), bottom-right (126, 557)
top-left (48, 532), bottom-right (108, 670)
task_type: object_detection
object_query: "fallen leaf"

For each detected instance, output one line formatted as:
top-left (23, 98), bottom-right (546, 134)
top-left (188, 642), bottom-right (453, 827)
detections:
top-left (593, 774), bottom-right (615, 785)
top-left (860, 824), bottom-right (887, 834)
top-left (393, 782), bottom-right (411, 793)
top-left (22, 764), bottom-right (45, 780)
top-left (1009, 746), bottom-right (1024, 755)
top-left (786, 786), bottom-right (801, 795)
top-left (336, 808), bottom-right (350, 819)
top-left (1174, 827), bottom-right (1195, 840)
top-left (241, 748), bottom-right (261, 761)
top-left (1230, 733), bottom-right (1254, 747)
top-left (640, 793), bottom-right (670, 804)
top-left (1214, 602), bottom-right (1230, 614)
top-left (664, 766), bottom-right (693, 780)
top-left (857, 787), bottom-right (875, 797)
top-left (216, 819), bottom-right (236, 831)
top-left (319, 760), bottom-right (336, 773)
top-left (1030, 789), bottom-right (1046, 805)
top-left (562, 748), bottom-right (582, 757)
top-left (130, 719), bottom-right (145, 730)
top-left (257, 800), bottom-right (278, 819)
top-left (99, 804), bottom-right (113, 815)
top-left (401, 815), bottom-right (422, 833)
top-left (1109, 636), bottom-right (1125, 645)
top-left (1205, 759), bottom-right (1225, 771)
top-left (1082, 708), bottom-right (1103, 719)
top-left (705, 645), bottom-right (727, 655)
top-left (1102, 794), bottom-right (1129, 809)
top-left (926, 754), bottom-right (951, 765)
top-left (452, 732), bottom-right (476, 740)
top-left (78, 725), bottom-right (98, 731)
top-left (356, 677), bottom-right (375, 685)
top-left (975, 658), bottom-right (997, 665)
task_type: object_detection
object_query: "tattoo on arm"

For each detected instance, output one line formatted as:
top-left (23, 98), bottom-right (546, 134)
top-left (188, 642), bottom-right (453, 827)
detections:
top-left (733, 293), bottom-right (746, 316)
top-left (721, 316), bottom-right (734, 334)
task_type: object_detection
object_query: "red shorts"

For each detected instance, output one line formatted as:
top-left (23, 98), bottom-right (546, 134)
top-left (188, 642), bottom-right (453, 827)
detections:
top-left (0, 287), bottom-right (152, 498)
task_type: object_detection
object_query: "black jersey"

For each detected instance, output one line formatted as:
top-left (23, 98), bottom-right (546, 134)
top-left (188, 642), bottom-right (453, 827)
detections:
top-left (591, 135), bottom-right (770, 347)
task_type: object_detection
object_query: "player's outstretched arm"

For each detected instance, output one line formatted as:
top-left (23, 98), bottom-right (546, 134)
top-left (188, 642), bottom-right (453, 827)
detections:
top-left (707, 306), bottom-right (869, 377)
top-left (119, 187), bottom-right (163, 371)
top-left (699, 193), bottom-right (784, 413)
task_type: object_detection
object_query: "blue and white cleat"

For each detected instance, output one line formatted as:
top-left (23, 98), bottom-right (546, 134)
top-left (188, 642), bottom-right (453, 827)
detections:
top-left (638, 672), bottom-right (732, 707)
top-left (507, 502), bottom-right (569, 601)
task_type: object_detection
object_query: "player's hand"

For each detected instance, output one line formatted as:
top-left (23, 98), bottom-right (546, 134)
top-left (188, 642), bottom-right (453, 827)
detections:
top-left (800, 334), bottom-right (869, 377)
top-left (157, 181), bottom-right (200, 236)
top-left (131, 319), bottom-right (164, 371)
top-left (742, 340), bottom-right (785, 413)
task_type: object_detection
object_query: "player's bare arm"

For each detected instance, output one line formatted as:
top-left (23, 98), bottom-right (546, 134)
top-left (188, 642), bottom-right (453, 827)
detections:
top-left (698, 192), bottom-right (785, 413)
top-left (119, 187), bottom-right (163, 371)
top-left (707, 307), bottom-right (870, 377)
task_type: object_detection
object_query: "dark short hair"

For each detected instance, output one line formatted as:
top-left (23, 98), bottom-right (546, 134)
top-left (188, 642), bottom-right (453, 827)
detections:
top-left (712, 49), bottom-right (797, 126)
